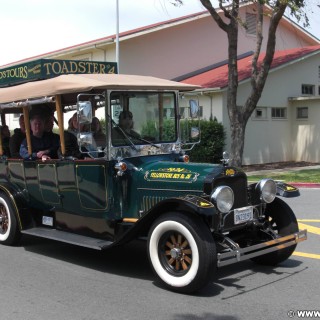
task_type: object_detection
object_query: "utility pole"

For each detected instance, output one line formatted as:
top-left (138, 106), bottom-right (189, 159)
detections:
top-left (116, 0), bottom-right (120, 73)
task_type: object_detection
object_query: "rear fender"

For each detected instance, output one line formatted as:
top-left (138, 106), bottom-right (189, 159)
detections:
top-left (0, 183), bottom-right (32, 230)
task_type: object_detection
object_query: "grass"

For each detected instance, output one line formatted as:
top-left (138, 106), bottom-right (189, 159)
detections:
top-left (246, 168), bottom-right (320, 183)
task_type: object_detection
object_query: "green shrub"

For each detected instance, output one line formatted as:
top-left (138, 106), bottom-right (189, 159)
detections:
top-left (141, 119), bottom-right (176, 141)
top-left (187, 119), bottom-right (225, 163)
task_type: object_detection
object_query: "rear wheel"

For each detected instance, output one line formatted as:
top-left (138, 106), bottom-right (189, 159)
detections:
top-left (252, 197), bottom-right (299, 265)
top-left (148, 212), bottom-right (216, 293)
top-left (0, 193), bottom-right (21, 245)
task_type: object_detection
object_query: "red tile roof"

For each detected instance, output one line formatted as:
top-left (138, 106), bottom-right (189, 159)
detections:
top-left (181, 45), bottom-right (320, 89)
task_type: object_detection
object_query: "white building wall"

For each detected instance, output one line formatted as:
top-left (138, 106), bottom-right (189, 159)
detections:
top-left (197, 93), bottom-right (224, 121)
top-left (225, 53), bottom-right (320, 164)
top-left (290, 100), bottom-right (320, 162)
top-left (119, 17), bottom-right (225, 79)
top-left (243, 108), bottom-right (293, 164)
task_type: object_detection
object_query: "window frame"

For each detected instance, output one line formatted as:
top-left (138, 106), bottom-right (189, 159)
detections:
top-left (301, 84), bottom-right (315, 96)
top-left (245, 12), bottom-right (256, 35)
top-left (296, 107), bottom-right (309, 120)
top-left (252, 107), bottom-right (268, 120)
top-left (271, 107), bottom-right (287, 120)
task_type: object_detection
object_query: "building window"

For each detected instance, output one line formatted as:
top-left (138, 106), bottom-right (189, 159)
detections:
top-left (271, 107), bottom-right (287, 119)
top-left (253, 108), bottom-right (267, 119)
top-left (301, 84), bottom-right (315, 95)
top-left (245, 13), bottom-right (256, 35)
top-left (297, 107), bottom-right (308, 119)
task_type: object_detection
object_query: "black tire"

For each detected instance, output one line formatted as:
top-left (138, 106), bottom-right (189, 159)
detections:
top-left (251, 197), bottom-right (298, 266)
top-left (0, 192), bottom-right (21, 245)
top-left (147, 212), bottom-right (216, 293)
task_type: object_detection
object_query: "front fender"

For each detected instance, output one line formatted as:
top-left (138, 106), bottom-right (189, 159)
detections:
top-left (115, 195), bottom-right (215, 245)
top-left (275, 181), bottom-right (300, 197)
top-left (249, 181), bottom-right (300, 198)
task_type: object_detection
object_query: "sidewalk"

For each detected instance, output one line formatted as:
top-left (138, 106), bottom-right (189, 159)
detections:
top-left (245, 164), bottom-right (320, 188)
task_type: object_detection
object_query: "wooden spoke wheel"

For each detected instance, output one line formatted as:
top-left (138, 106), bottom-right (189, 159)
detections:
top-left (148, 212), bottom-right (216, 293)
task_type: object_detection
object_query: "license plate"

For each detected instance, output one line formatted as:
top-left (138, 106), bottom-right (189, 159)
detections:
top-left (42, 216), bottom-right (53, 226)
top-left (234, 206), bottom-right (253, 225)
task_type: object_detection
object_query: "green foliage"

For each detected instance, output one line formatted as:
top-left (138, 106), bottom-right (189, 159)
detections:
top-left (187, 119), bottom-right (225, 163)
top-left (247, 169), bottom-right (320, 183)
top-left (141, 119), bottom-right (176, 141)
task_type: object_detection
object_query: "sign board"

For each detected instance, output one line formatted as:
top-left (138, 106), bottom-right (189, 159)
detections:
top-left (0, 59), bottom-right (118, 87)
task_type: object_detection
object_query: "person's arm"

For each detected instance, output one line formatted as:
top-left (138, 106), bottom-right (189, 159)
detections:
top-left (19, 140), bottom-right (36, 159)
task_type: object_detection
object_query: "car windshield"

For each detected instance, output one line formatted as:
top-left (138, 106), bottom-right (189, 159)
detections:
top-left (110, 91), bottom-right (177, 158)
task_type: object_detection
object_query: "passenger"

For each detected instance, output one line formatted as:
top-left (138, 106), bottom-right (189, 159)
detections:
top-left (60, 130), bottom-right (84, 159)
top-left (9, 114), bottom-right (26, 158)
top-left (68, 112), bottom-right (88, 135)
top-left (62, 112), bottom-right (91, 159)
top-left (19, 113), bottom-right (60, 160)
top-left (67, 117), bottom-right (73, 131)
top-left (91, 117), bottom-right (106, 147)
top-left (0, 125), bottom-right (11, 157)
top-left (45, 114), bottom-right (55, 133)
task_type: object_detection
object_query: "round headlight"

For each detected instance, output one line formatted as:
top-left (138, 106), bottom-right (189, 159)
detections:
top-left (257, 179), bottom-right (277, 203)
top-left (211, 186), bottom-right (234, 213)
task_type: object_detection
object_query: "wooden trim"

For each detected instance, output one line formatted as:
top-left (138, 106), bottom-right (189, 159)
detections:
top-left (122, 218), bottom-right (138, 223)
top-left (23, 106), bottom-right (32, 156)
top-left (55, 95), bottom-right (65, 156)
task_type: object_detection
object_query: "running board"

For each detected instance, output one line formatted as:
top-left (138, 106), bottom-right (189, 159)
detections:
top-left (21, 227), bottom-right (113, 250)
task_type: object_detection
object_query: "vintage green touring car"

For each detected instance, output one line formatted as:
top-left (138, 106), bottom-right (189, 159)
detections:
top-left (0, 71), bottom-right (307, 293)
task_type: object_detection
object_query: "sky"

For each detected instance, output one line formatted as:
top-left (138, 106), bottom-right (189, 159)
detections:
top-left (0, 0), bottom-right (319, 66)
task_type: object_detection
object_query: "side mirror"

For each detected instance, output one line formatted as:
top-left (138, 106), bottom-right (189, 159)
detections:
top-left (189, 99), bottom-right (199, 118)
top-left (78, 101), bottom-right (92, 124)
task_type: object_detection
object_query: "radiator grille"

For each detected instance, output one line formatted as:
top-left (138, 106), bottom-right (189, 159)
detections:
top-left (140, 196), bottom-right (166, 212)
top-left (211, 175), bottom-right (248, 209)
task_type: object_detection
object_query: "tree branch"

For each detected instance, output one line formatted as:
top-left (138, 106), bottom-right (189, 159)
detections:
top-left (199, 0), bottom-right (229, 32)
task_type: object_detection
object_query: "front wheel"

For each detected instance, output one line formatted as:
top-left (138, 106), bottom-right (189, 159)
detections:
top-left (0, 193), bottom-right (21, 245)
top-left (252, 197), bottom-right (299, 266)
top-left (147, 212), bottom-right (216, 293)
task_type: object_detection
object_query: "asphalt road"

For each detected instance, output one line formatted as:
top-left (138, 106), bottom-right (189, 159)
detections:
top-left (0, 189), bottom-right (319, 320)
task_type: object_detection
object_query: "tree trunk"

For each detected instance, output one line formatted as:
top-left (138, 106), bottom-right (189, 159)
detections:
top-left (229, 118), bottom-right (246, 167)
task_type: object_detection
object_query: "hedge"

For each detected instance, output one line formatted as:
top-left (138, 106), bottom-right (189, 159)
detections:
top-left (186, 119), bottom-right (225, 163)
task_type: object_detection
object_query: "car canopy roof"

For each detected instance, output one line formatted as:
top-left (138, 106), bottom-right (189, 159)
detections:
top-left (0, 73), bottom-right (200, 108)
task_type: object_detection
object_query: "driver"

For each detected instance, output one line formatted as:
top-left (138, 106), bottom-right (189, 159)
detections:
top-left (112, 110), bottom-right (140, 145)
